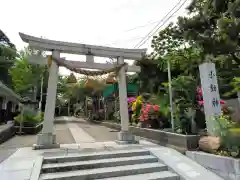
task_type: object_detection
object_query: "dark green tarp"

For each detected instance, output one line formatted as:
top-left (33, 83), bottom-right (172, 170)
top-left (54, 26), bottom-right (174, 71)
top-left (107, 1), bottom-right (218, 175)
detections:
top-left (103, 83), bottom-right (137, 97)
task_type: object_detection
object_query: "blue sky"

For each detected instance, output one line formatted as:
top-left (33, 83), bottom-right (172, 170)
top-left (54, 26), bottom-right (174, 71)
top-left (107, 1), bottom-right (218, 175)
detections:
top-left (1, 0), bottom-right (189, 75)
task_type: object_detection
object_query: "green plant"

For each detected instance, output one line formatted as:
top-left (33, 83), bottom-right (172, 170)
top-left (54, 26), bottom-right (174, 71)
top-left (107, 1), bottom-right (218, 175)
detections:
top-left (14, 111), bottom-right (44, 124)
top-left (113, 111), bottom-right (120, 122)
top-left (214, 114), bottom-right (240, 157)
top-left (224, 77), bottom-right (240, 97)
top-left (163, 75), bottom-right (198, 134)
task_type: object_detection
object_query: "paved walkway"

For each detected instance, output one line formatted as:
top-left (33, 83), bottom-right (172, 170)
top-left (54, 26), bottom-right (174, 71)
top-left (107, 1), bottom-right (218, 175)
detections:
top-left (0, 117), bottom-right (121, 180)
top-left (0, 117), bottom-right (118, 163)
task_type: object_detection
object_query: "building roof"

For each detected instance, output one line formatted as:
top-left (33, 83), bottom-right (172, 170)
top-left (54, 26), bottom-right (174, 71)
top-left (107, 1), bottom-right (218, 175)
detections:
top-left (0, 30), bottom-right (15, 48)
top-left (0, 81), bottom-right (22, 102)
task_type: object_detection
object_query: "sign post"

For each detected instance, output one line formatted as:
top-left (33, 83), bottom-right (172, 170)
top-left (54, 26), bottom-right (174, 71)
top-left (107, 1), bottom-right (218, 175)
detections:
top-left (199, 62), bottom-right (221, 135)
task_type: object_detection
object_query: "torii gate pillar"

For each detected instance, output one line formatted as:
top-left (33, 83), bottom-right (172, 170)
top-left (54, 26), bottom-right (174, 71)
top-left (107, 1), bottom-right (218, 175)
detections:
top-left (117, 57), bottom-right (137, 143)
top-left (34, 50), bottom-right (60, 149)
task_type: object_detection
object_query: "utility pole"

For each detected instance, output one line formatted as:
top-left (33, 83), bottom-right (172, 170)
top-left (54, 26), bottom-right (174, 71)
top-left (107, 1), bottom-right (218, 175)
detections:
top-left (39, 75), bottom-right (44, 112)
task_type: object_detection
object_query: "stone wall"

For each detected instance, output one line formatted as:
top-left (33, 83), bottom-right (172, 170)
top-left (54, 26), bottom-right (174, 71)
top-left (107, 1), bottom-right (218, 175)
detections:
top-left (186, 151), bottom-right (240, 180)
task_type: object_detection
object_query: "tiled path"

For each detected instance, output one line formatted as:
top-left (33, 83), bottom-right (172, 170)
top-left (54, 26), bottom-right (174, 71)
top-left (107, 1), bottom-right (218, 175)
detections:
top-left (0, 117), bottom-right (118, 166)
top-left (0, 117), bottom-right (121, 180)
top-left (0, 123), bottom-right (75, 164)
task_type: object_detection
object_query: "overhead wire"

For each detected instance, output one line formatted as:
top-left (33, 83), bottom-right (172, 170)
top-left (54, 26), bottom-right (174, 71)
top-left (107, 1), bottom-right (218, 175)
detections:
top-left (124, 20), bottom-right (167, 32)
top-left (134, 0), bottom-right (189, 48)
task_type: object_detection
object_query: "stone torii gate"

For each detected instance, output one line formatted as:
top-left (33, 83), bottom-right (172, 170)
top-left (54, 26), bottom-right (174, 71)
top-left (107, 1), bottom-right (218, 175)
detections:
top-left (19, 33), bottom-right (146, 149)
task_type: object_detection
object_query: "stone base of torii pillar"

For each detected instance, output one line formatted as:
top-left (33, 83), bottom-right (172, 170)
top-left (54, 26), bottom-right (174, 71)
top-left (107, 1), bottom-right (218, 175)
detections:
top-left (116, 131), bottom-right (139, 144)
top-left (33, 133), bottom-right (59, 150)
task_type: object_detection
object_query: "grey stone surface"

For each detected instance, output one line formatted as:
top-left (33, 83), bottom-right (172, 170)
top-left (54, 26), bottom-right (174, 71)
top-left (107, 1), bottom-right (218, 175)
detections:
top-left (2, 158), bottom-right (35, 171)
top-left (0, 148), bottom-right (17, 163)
top-left (1, 169), bottom-right (32, 180)
top-left (97, 171), bottom-right (179, 180)
top-left (78, 123), bottom-right (118, 142)
top-left (0, 134), bottom-right (37, 149)
top-left (40, 162), bottom-right (167, 180)
top-left (101, 121), bottom-right (200, 150)
top-left (186, 151), bottom-right (240, 180)
top-left (30, 156), bottom-right (44, 180)
top-left (42, 155), bottom-right (158, 173)
top-left (36, 133), bottom-right (57, 145)
top-left (55, 123), bottom-right (75, 144)
top-left (0, 121), bottom-right (15, 144)
top-left (40, 146), bottom-right (180, 180)
top-left (43, 149), bottom-right (150, 163)
top-left (0, 123), bottom-right (77, 180)
top-left (0, 124), bottom-right (75, 151)
top-left (33, 143), bottom-right (60, 150)
top-left (0, 156), bottom-right (37, 180)
top-left (116, 131), bottom-right (139, 144)
top-left (146, 146), bottom-right (224, 180)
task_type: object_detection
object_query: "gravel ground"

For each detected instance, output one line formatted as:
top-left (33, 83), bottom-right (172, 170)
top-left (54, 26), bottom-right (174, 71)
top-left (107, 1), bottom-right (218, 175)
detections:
top-left (78, 123), bottom-right (119, 142)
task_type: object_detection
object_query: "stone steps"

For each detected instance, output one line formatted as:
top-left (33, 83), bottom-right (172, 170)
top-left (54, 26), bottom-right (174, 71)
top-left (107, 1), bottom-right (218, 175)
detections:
top-left (98, 171), bottom-right (179, 180)
top-left (39, 149), bottom-right (179, 180)
top-left (42, 155), bottom-right (158, 173)
top-left (43, 149), bottom-right (150, 163)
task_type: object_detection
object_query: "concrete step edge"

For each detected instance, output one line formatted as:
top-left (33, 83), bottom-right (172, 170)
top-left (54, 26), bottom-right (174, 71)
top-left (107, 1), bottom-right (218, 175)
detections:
top-left (96, 171), bottom-right (179, 180)
top-left (42, 155), bottom-right (158, 173)
top-left (43, 149), bottom-right (150, 163)
top-left (40, 162), bottom-right (167, 180)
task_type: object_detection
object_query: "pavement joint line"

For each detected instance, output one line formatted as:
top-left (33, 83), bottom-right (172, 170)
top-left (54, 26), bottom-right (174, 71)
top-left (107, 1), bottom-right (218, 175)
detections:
top-left (67, 121), bottom-right (96, 143)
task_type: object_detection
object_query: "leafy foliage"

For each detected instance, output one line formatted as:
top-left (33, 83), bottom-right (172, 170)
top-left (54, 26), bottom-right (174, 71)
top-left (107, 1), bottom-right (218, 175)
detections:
top-left (178, 0), bottom-right (240, 63)
top-left (14, 111), bottom-right (44, 125)
top-left (9, 52), bottom-right (45, 95)
top-left (0, 30), bottom-right (17, 87)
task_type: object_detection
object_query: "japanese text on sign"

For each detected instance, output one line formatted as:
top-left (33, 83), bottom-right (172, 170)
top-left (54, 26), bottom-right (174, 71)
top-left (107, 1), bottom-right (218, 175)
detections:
top-left (199, 63), bottom-right (221, 117)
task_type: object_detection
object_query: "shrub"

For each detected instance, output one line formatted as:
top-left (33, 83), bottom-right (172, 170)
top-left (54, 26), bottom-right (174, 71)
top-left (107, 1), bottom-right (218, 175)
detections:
top-left (14, 111), bottom-right (44, 125)
top-left (214, 114), bottom-right (240, 157)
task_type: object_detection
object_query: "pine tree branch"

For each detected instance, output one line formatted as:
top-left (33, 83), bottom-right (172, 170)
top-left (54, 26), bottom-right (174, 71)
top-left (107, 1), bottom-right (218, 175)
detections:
top-left (231, 53), bottom-right (240, 65)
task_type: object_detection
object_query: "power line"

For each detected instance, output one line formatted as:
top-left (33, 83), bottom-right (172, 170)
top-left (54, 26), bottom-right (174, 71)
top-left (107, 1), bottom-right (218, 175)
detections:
top-left (134, 0), bottom-right (188, 48)
top-left (107, 36), bottom-right (145, 46)
top-left (134, 0), bottom-right (185, 48)
top-left (124, 14), bottom-right (180, 33)
top-left (124, 20), bottom-right (164, 32)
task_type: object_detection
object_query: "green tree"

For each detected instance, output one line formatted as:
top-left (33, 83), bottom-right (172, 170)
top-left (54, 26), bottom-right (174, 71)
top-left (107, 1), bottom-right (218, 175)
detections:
top-left (9, 48), bottom-right (45, 96)
top-left (178, 0), bottom-right (240, 64)
top-left (0, 30), bottom-right (17, 87)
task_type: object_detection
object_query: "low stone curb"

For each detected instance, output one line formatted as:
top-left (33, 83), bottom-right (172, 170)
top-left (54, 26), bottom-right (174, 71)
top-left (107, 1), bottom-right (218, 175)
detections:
top-left (100, 121), bottom-right (200, 152)
top-left (0, 121), bottom-right (16, 144)
top-left (186, 151), bottom-right (240, 180)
